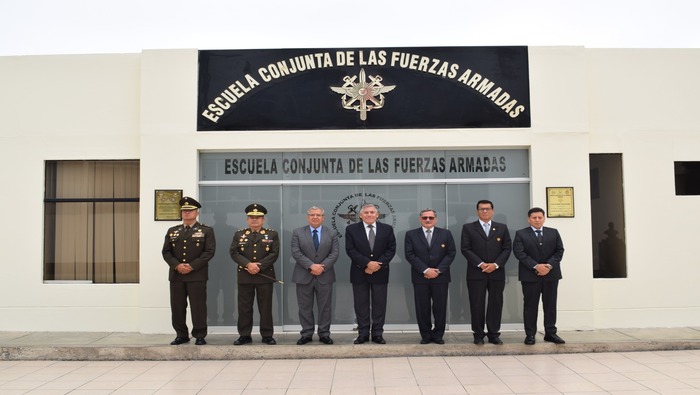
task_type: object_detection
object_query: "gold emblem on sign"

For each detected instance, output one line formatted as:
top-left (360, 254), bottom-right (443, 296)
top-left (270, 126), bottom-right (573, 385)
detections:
top-left (330, 68), bottom-right (396, 121)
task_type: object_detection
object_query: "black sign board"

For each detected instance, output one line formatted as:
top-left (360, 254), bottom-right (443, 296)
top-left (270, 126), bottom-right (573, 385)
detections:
top-left (198, 47), bottom-right (530, 131)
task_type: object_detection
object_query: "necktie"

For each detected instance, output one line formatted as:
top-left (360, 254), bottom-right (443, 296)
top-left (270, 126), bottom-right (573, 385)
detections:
top-left (483, 222), bottom-right (490, 236)
top-left (368, 224), bottom-right (375, 250)
top-left (426, 229), bottom-right (432, 246)
top-left (312, 229), bottom-right (320, 251)
top-left (536, 229), bottom-right (543, 244)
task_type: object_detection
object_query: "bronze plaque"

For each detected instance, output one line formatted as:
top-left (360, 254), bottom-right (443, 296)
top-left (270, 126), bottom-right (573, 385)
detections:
top-left (155, 189), bottom-right (183, 221)
top-left (546, 187), bottom-right (574, 218)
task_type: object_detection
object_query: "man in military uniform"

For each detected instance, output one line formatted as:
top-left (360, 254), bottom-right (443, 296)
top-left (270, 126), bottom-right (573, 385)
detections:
top-left (162, 196), bottom-right (216, 346)
top-left (230, 203), bottom-right (280, 345)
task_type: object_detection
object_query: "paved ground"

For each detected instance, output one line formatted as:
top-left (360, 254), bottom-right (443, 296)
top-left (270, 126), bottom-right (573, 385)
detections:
top-left (2, 327), bottom-right (700, 361)
top-left (2, 349), bottom-right (700, 394)
top-left (2, 328), bottom-right (700, 393)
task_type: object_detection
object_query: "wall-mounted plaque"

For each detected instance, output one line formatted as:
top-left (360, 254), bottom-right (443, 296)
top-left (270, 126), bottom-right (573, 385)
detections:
top-left (546, 187), bottom-right (575, 218)
top-left (155, 189), bottom-right (183, 221)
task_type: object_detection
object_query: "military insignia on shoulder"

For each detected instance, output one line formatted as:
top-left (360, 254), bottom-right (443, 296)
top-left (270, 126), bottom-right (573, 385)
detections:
top-left (260, 230), bottom-right (266, 235)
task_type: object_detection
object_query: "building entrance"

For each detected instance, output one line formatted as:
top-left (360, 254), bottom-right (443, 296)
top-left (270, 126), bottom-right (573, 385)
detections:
top-left (199, 150), bottom-right (529, 332)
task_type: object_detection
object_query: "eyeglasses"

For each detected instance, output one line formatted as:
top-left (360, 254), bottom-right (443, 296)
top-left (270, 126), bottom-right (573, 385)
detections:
top-left (420, 216), bottom-right (435, 220)
top-left (478, 207), bottom-right (492, 212)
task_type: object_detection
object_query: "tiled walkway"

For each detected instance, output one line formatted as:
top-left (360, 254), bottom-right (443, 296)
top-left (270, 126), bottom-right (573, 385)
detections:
top-left (2, 350), bottom-right (700, 394)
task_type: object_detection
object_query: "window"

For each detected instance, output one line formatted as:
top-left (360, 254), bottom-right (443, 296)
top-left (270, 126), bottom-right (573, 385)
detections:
top-left (589, 154), bottom-right (627, 278)
top-left (675, 161), bottom-right (700, 195)
top-left (44, 160), bottom-right (140, 283)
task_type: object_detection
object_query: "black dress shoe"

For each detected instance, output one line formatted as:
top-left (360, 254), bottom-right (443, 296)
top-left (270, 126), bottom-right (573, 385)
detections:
top-left (233, 336), bottom-right (252, 345)
top-left (488, 337), bottom-right (503, 345)
top-left (319, 336), bottom-right (334, 345)
top-left (544, 334), bottom-right (566, 344)
top-left (371, 336), bottom-right (386, 344)
top-left (433, 339), bottom-right (445, 345)
top-left (420, 339), bottom-right (430, 344)
top-left (473, 338), bottom-right (484, 345)
top-left (262, 336), bottom-right (277, 345)
top-left (170, 337), bottom-right (190, 345)
top-left (297, 336), bottom-right (312, 345)
top-left (195, 337), bottom-right (207, 345)
top-left (524, 335), bottom-right (536, 345)
top-left (353, 336), bottom-right (369, 344)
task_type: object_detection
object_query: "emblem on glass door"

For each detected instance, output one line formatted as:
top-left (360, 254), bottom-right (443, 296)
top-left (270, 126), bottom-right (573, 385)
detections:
top-left (331, 193), bottom-right (397, 238)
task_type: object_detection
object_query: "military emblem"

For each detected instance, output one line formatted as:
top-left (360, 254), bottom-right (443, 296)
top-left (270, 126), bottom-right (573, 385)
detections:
top-left (332, 195), bottom-right (396, 238)
top-left (338, 203), bottom-right (386, 224)
top-left (338, 204), bottom-right (359, 224)
top-left (330, 68), bottom-right (396, 121)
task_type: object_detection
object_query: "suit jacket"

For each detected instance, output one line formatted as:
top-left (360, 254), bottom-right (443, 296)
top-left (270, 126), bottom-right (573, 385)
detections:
top-left (162, 221), bottom-right (216, 282)
top-left (513, 226), bottom-right (564, 282)
top-left (229, 227), bottom-right (280, 284)
top-left (405, 226), bottom-right (456, 284)
top-left (345, 221), bottom-right (396, 284)
top-left (291, 225), bottom-right (339, 285)
top-left (460, 221), bottom-right (512, 281)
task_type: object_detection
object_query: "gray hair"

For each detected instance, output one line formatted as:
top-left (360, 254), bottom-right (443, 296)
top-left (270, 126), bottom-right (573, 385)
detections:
top-left (419, 208), bottom-right (436, 216)
top-left (306, 206), bottom-right (325, 215)
top-left (360, 203), bottom-right (379, 213)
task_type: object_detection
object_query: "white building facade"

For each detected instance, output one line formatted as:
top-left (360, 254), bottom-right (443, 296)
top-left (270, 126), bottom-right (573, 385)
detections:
top-left (1, 47), bottom-right (698, 333)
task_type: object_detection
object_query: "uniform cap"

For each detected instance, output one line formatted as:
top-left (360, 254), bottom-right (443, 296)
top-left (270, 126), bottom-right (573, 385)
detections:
top-left (179, 196), bottom-right (201, 211)
top-left (245, 203), bottom-right (267, 216)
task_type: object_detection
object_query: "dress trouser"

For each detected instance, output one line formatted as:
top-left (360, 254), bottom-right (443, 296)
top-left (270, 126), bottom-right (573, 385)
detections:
top-left (352, 282), bottom-right (388, 337)
top-left (237, 283), bottom-right (274, 337)
top-left (521, 280), bottom-right (559, 336)
top-left (296, 277), bottom-right (333, 337)
top-left (413, 282), bottom-right (449, 341)
top-left (467, 278), bottom-right (505, 339)
top-left (170, 281), bottom-right (207, 339)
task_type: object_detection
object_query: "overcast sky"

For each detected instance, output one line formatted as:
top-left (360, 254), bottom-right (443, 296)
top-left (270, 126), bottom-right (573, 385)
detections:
top-left (1, 0), bottom-right (698, 56)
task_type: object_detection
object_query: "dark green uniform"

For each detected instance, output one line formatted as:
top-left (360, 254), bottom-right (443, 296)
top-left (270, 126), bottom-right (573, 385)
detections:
top-left (162, 222), bottom-right (216, 339)
top-left (230, 227), bottom-right (280, 337)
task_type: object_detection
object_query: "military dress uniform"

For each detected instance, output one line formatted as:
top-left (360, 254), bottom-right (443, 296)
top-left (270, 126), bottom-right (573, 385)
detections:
top-left (229, 203), bottom-right (280, 344)
top-left (161, 197), bottom-right (216, 345)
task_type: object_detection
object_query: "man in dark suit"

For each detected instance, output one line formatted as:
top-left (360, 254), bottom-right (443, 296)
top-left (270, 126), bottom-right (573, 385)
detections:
top-left (230, 203), bottom-right (280, 345)
top-left (162, 196), bottom-right (216, 346)
top-left (460, 199), bottom-right (512, 345)
top-left (291, 206), bottom-right (339, 345)
top-left (405, 209), bottom-right (456, 344)
top-left (345, 203), bottom-right (396, 344)
top-left (513, 207), bottom-right (565, 345)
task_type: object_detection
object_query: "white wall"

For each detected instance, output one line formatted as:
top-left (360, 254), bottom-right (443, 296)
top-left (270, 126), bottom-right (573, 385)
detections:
top-left (1, 46), bottom-right (699, 332)
top-left (587, 49), bottom-right (700, 327)
top-left (139, 49), bottom-right (201, 333)
top-left (0, 54), bottom-right (142, 331)
top-left (528, 47), bottom-right (594, 330)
